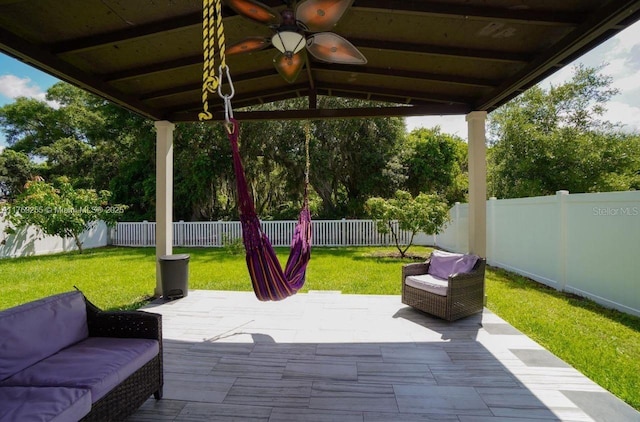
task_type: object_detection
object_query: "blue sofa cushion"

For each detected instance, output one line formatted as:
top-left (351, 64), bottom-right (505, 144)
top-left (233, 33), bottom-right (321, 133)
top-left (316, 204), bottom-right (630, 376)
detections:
top-left (0, 386), bottom-right (91, 422)
top-left (0, 291), bottom-right (88, 381)
top-left (3, 337), bottom-right (159, 402)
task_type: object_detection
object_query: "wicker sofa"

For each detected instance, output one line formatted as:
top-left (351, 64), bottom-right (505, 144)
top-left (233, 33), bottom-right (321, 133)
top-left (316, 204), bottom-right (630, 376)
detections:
top-left (0, 291), bottom-right (162, 422)
top-left (402, 251), bottom-right (486, 321)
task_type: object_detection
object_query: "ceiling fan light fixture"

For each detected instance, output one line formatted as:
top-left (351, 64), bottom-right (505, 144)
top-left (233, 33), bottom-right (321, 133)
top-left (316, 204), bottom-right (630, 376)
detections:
top-left (271, 31), bottom-right (306, 56)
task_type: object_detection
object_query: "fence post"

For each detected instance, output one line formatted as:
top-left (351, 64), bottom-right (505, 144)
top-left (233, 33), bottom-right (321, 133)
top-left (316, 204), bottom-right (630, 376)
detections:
top-left (556, 190), bottom-right (569, 291)
top-left (143, 220), bottom-right (149, 246)
top-left (341, 218), bottom-right (346, 246)
top-left (454, 202), bottom-right (461, 253)
top-left (488, 197), bottom-right (497, 265)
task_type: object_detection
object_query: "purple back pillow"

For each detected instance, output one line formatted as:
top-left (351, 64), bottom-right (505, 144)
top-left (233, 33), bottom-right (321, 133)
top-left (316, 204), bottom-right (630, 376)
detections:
top-left (0, 291), bottom-right (88, 381)
top-left (427, 250), bottom-right (479, 279)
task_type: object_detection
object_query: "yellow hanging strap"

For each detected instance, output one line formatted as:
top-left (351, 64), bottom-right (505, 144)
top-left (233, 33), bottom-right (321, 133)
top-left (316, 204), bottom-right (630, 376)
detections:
top-left (199, 0), bottom-right (230, 121)
top-left (215, 0), bottom-right (226, 71)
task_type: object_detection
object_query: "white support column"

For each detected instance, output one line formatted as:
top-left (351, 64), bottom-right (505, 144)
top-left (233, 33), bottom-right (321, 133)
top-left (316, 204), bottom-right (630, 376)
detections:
top-left (466, 111), bottom-right (487, 257)
top-left (155, 120), bottom-right (175, 297)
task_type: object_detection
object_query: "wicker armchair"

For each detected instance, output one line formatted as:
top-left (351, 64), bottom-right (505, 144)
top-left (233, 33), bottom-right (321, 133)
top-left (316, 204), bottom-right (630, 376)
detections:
top-left (402, 256), bottom-right (486, 321)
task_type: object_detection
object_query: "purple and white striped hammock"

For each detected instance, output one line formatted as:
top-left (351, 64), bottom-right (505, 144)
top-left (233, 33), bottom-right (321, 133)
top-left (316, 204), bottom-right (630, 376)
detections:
top-left (226, 119), bottom-right (312, 301)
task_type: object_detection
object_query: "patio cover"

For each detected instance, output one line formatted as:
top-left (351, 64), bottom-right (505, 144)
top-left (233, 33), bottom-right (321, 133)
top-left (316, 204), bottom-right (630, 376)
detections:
top-left (1, 1), bottom-right (639, 121)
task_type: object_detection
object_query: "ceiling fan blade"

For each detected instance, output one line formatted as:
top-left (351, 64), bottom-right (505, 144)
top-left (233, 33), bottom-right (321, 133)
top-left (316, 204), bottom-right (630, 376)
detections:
top-left (306, 32), bottom-right (366, 64)
top-left (227, 37), bottom-right (271, 55)
top-left (296, 0), bottom-right (354, 32)
top-left (225, 0), bottom-right (282, 26)
top-left (273, 51), bottom-right (306, 83)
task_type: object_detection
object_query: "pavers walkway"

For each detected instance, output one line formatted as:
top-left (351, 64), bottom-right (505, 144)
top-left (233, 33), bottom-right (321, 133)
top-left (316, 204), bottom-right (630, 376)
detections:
top-left (128, 290), bottom-right (640, 421)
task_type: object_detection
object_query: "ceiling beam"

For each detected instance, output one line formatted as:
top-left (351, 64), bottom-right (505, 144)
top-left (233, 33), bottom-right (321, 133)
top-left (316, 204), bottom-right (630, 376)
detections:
top-left (138, 68), bottom-right (276, 101)
top-left (352, 1), bottom-right (585, 26)
top-left (316, 82), bottom-right (473, 105)
top-left (47, 1), bottom-right (580, 56)
top-left (312, 63), bottom-right (499, 88)
top-left (0, 28), bottom-right (164, 121)
top-left (351, 38), bottom-right (531, 63)
top-left (166, 83), bottom-right (310, 116)
top-left (134, 62), bottom-right (492, 106)
top-left (47, 0), bottom-right (284, 54)
top-left (49, 0), bottom-right (282, 54)
top-left (104, 34), bottom-right (529, 83)
top-left (50, 13), bottom-right (202, 54)
top-left (474, 0), bottom-right (640, 111)
top-left (170, 104), bottom-right (470, 122)
top-left (103, 55), bottom-right (202, 82)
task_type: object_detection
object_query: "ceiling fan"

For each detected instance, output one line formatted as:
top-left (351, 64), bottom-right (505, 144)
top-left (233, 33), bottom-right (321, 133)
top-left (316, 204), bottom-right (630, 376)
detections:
top-left (224, 0), bottom-right (367, 83)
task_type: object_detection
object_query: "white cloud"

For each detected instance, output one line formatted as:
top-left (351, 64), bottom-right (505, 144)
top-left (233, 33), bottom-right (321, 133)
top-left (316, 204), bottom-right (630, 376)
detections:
top-left (608, 21), bottom-right (640, 57)
top-left (544, 65), bottom-right (575, 88)
top-left (0, 74), bottom-right (47, 101)
top-left (603, 101), bottom-right (640, 133)
top-left (406, 115), bottom-right (469, 139)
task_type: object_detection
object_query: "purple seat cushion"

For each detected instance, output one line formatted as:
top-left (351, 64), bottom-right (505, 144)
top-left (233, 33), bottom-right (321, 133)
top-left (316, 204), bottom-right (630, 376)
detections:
top-left (0, 386), bottom-right (91, 422)
top-left (427, 250), bottom-right (479, 280)
top-left (0, 291), bottom-right (88, 381)
top-left (3, 337), bottom-right (159, 403)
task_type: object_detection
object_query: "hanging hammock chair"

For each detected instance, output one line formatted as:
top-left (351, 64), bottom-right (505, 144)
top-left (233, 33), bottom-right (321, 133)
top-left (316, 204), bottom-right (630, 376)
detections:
top-left (225, 118), bottom-right (312, 301)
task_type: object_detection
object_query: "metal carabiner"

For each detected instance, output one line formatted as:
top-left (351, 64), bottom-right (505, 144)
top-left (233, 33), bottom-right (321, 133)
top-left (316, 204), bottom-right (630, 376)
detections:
top-left (223, 96), bottom-right (234, 133)
top-left (217, 65), bottom-right (235, 100)
top-left (218, 65), bottom-right (235, 129)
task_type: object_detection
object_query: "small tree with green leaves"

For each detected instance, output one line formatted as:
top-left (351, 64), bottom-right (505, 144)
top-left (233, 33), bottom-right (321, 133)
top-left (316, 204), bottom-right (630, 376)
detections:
top-left (365, 190), bottom-right (449, 258)
top-left (2, 177), bottom-right (126, 253)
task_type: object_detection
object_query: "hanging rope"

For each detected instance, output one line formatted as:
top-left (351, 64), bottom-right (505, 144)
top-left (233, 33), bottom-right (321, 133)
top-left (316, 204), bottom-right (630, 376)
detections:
top-left (199, 0), bottom-right (228, 121)
top-left (303, 121), bottom-right (311, 200)
top-left (198, 0), bottom-right (311, 300)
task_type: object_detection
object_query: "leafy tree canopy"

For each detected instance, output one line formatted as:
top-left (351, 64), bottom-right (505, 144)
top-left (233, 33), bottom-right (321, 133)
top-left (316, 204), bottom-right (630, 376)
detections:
top-left (2, 177), bottom-right (126, 253)
top-left (488, 64), bottom-right (640, 198)
top-left (402, 127), bottom-right (468, 204)
top-left (0, 148), bottom-right (34, 198)
top-left (365, 190), bottom-right (449, 257)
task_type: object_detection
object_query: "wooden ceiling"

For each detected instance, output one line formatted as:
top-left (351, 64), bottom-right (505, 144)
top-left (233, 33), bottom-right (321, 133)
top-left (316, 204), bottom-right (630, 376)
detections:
top-left (1, 0), bottom-right (639, 122)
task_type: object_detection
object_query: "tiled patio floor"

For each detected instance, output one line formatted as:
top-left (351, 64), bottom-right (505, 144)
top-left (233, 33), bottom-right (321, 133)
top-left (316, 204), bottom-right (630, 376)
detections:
top-left (128, 290), bottom-right (639, 422)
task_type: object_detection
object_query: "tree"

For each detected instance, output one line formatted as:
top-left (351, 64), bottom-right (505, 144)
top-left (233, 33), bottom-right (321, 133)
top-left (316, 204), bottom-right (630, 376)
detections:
top-left (0, 149), bottom-right (35, 199)
top-left (310, 97), bottom-right (406, 217)
top-left (402, 127), bottom-right (468, 204)
top-left (2, 177), bottom-right (125, 253)
top-left (365, 190), bottom-right (449, 258)
top-left (173, 122), bottom-right (234, 221)
top-left (488, 64), bottom-right (640, 198)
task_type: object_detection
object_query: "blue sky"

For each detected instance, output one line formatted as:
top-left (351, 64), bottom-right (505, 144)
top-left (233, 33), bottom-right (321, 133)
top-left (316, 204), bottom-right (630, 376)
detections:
top-left (2, 19), bottom-right (640, 148)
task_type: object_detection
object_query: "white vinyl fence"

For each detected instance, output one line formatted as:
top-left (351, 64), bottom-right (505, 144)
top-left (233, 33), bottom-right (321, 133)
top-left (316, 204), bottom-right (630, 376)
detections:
top-left (436, 190), bottom-right (640, 317)
top-left (0, 220), bottom-right (109, 258)
top-left (111, 219), bottom-right (433, 248)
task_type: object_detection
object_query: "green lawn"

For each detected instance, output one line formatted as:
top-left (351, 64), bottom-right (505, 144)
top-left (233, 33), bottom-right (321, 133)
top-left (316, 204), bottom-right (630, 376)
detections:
top-left (0, 246), bottom-right (425, 311)
top-left (1, 245), bottom-right (639, 410)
